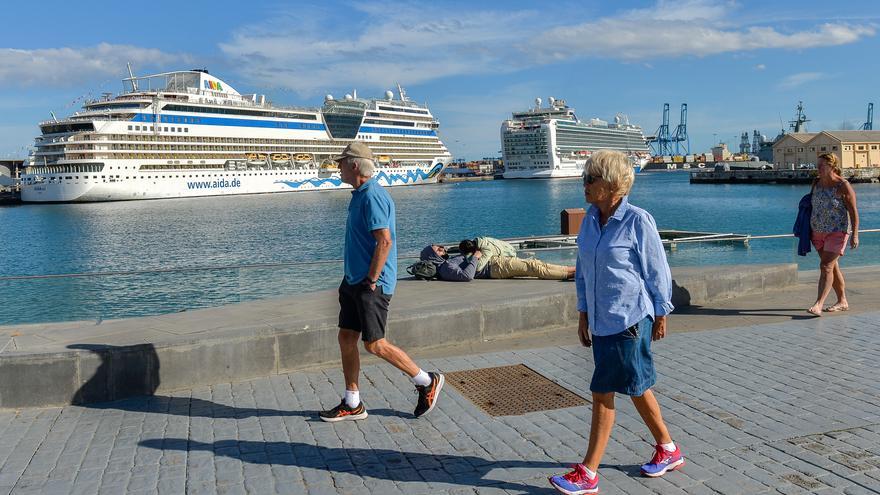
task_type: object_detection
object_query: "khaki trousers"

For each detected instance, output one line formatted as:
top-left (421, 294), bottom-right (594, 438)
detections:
top-left (488, 256), bottom-right (570, 280)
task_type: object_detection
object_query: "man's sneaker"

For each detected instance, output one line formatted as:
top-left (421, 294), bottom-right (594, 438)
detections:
top-left (640, 444), bottom-right (685, 477)
top-left (414, 372), bottom-right (444, 418)
top-left (549, 464), bottom-right (599, 494)
top-left (319, 399), bottom-right (368, 422)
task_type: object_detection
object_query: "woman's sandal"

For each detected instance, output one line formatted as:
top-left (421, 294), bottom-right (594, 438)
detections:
top-left (807, 307), bottom-right (822, 317)
top-left (824, 304), bottom-right (849, 312)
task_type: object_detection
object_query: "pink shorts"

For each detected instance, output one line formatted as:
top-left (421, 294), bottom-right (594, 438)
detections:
top-left (811, 231), bottom-right (849, 256)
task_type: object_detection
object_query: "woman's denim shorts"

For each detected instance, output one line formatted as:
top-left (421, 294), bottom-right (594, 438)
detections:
top-left (590, 315), bottom-right (656, 396)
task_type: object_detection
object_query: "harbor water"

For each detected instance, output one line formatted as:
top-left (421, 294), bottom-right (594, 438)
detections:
top-left (2, 172), bottom-right (878, 325)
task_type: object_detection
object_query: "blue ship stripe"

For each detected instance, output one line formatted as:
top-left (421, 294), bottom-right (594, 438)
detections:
top-left (358, 126), bottom-right (436, 137)
top-left (130, 114), bottom-right (437, 136)
top-left (130, 113), bottom-right (326, 131)
top-left (274, 164), bottom-right (443, 189)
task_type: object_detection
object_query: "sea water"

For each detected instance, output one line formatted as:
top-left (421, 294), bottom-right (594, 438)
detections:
top-left (2, 173), bottom-right (877, 324)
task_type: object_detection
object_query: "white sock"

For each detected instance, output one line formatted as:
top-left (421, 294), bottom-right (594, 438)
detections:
top-left (661, 441), bottom-right (676, 452)
top-left (581, 464), bottom-right (597, 479)
top-left (411, 369), bottom-right (432, 387)
top-left (344, 389), bottom-right (360, 408)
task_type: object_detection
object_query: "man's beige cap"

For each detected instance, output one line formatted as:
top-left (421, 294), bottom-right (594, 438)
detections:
top-left (332, 141), bottom-right (374, 161)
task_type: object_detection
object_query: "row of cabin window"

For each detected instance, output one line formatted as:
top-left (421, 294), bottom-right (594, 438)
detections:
top-left (128, 125), bottom-right (189, 133)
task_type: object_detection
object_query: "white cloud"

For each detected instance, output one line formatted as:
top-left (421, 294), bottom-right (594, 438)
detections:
top-left (219, 4), bottom-right (544, 96)
top-left (0, 43), bottom-right (190, 87)
top-left (755, 64), bottom-right (766, 70)
top-left (777, 72), bottom-right (826, 90)
top-left (613, 0), bottom-right (732, 23)
top-left (532, 16), bottom-right (874, 61)
top-left (218, 1), bottom-right (875, 95)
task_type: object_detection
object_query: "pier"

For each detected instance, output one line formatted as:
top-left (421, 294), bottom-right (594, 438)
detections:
top-left (503, 230), bottom-right (752, 252)
top-left (690, 166), bottom-right (880, 184)
top-left (0, 263), bottom-right (798, 409)
top-left (1, 265), bottom-right (879, 494)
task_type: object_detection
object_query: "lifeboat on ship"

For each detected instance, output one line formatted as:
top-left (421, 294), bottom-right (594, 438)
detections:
top-left (271, 153), bottom-right (290, 164)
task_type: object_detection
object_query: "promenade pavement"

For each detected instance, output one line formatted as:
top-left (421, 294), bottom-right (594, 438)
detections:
top-left (1, 307), bottom-right (879, 494)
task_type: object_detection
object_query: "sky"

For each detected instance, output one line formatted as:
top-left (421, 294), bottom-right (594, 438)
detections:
top-left (1, 0), bottom-right (879, 160)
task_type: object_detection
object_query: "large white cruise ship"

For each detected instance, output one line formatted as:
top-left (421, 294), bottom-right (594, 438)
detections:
top-left (20, 69), bottom-right (452, 202)
top-left (501, 97), bottom-right (649, 179)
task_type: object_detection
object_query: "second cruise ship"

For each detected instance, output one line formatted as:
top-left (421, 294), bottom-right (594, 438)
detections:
top-left (20, 69), bottom-right (452, 202)
top-left (501, 97), bottom-right (649, 179)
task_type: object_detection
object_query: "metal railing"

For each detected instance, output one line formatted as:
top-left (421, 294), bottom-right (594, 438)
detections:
top-left (1, 229), bottom-right (877, 282)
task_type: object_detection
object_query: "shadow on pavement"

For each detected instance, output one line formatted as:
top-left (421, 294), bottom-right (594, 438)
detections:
top-left (84, 395), bottom-right (410, 420)
top-left (141, 438), bottom-right (560, 493)
top-left (674, 306), bottom-right (816, 319)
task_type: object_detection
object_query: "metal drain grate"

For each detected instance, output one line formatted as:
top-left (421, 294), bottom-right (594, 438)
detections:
top-left (446, 364), bottom-right (588, 416)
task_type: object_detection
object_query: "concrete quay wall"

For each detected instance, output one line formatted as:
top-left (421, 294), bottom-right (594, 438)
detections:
top-left (0, 264), bottom-right (797, 409)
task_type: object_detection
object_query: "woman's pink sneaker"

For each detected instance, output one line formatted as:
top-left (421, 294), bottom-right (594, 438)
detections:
top-left (548, 464), bottom-right (599, 494)
top-left (641, 444), bottom-right (685, 477)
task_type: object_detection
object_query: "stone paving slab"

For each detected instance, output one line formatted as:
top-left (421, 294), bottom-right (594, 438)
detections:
top-left (1, 312), bottom-right (879, 494)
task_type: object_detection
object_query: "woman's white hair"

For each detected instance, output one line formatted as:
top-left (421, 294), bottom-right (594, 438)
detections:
top-left (585, 149), bottom-right (634, 197)
top-left (351, 157), bottom-right (375, 177)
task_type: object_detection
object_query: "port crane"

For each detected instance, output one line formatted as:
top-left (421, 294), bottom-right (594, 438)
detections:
top-left (671, 104), bottom-right (690, 155)
top-left (860, 103), bottom-right (873, 130)
top-left (648, 103), bottom-right (688, 155)
top-left (648, 103), bottom-right (673, 155)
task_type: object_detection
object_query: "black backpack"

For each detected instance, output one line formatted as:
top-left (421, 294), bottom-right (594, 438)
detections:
top-left (406, 261), bottom-right (437, 280)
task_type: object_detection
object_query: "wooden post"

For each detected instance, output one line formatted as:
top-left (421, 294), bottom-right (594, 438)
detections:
top-left (561, 208), bottom-right (586, 235)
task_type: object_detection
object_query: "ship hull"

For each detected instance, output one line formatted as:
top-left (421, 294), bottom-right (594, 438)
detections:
top-left (22, 162), bottom-right (448, 203)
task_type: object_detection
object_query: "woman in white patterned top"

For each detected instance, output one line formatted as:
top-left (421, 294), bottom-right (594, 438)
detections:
top-left (807, 152), bottom-right (859, 317)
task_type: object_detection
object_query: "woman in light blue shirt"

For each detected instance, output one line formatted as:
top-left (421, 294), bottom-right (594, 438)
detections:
top-left (550, 150), bottom-right (683, 495)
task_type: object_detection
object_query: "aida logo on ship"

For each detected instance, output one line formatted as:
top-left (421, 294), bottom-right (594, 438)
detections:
top-left (203, 80), bottom-right (223, 91)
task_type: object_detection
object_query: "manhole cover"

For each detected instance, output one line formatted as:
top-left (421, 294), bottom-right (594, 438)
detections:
top-left (446, 364), bottom-right (588, 416)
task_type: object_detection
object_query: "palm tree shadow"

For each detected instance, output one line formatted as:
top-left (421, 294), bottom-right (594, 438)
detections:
top-left (140, 438), bottom-right (560, 493)
top-left (84, 395), bottom-right (407, 420)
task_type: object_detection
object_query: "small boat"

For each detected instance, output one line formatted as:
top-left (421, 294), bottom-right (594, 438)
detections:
top-left (294, 153), bottom-right (312, 163)
top-left (271, 153), bottom-right (290, 163)
top-left (377, 155), bottom-right (392, 164)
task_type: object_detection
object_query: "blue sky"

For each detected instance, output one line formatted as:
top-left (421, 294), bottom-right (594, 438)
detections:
top-left (1, 0), bottom-right (878, 159)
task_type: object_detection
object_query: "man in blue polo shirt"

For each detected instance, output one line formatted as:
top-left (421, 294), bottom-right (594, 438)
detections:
top-left (319, 142), bottom-right (445, 422)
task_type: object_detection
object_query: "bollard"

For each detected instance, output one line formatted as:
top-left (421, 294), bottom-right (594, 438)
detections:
top-left (561, 208), bottom-right (586, 235)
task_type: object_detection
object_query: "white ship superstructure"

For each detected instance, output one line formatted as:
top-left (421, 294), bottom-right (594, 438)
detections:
top-left (20, 70), bottom-right (451, 202)
top-left (501, 97), bottom-right (649, 179)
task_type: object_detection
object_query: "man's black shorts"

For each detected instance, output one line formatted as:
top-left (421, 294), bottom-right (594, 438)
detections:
top-left (338, 279), bottom-right (392, 342)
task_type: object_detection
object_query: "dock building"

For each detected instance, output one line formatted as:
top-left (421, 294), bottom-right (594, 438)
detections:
top-left (773, 130), bottom-right (880, 169)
